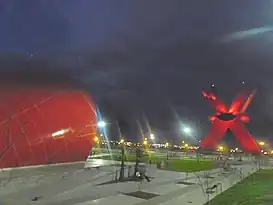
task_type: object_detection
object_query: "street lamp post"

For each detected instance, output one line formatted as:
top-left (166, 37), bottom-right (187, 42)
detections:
top-left (181, 126), bottom-right (192, 142)
top-left (181, 126), bottom-right (191, 156)
top-left (96, 121), bottom-right (107, 148)
top-left (119, 141), bottom-right (125, 181)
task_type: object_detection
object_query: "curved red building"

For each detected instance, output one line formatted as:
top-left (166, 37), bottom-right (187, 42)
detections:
top-left (0, 71), bottom-right (97, 168)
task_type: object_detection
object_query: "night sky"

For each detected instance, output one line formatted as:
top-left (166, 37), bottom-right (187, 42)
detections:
top-left (1, 1), bottom-right (273, 144)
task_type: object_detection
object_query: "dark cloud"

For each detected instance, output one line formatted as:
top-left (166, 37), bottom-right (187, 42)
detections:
top-left (66, 34), bottom-right (273, 140)
top-left (1, 1), bottom-right (273, 141)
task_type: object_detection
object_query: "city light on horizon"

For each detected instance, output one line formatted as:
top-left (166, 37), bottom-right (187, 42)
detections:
top-left (259, 141), bottom-right (265, 146)
top-left (94, 136), bottom-right (99, 142)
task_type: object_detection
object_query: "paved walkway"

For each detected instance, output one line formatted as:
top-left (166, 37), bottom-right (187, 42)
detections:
top-left (71, 165), bottom-right (257, 205)
top-left (0, 161), bottom-right (221, 205)
top-left (156, 165), bottom-right (257, 205)
top-left (0, 161), bottom-right (259, 205)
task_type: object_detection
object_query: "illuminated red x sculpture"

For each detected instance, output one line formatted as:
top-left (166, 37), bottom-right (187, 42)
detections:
top-left (200, 89), bottom-right (261, 153)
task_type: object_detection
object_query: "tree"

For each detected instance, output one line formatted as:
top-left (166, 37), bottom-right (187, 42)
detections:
top-left (119, 142), bottom-right (126, 181)
top-left (133, 147), bottom-right (141, 179)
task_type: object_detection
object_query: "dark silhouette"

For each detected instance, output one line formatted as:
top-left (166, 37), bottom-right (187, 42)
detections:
top-left (119, 143), bottom-right (126, 181)
top-left (136, 169), bottom-right (151, 183)
top-left (134, 148), bottom-right (141, 178)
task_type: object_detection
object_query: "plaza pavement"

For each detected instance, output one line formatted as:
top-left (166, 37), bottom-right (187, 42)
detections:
top-left (0, 160), bottom-right (261, 205)
top-left (69, 164), bottom-right (258, 205)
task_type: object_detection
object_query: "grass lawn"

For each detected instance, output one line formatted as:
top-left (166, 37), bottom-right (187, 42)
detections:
top-left (209, 169), bottom-right (273, 205)
top-left (91, 152), bottom-right (213, 172)
top-left (160, 159), bottom-right (213, 172)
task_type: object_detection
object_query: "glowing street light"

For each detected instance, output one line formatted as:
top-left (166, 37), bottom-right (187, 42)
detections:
top-left (183, 127), bottom-right (191, 134)
top-left (94, 136), bottom-right (99, 143)
top-left (97, 121), bottom-right (106, 128)
top-left (120, 139), bottom-right (125, 144)
top-left (150, 133), bottom-right (155, 140)
top-left (259, 141), bottom-right (265, 146)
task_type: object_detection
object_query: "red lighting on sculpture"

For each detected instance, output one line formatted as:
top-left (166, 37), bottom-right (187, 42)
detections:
top-left (0, 72), bottom-right (97, 168)
top-left (200, 89), bottom-right (260, 153)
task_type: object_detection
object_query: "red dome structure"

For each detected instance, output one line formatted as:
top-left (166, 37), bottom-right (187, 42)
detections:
top-left (0, 72), bottom-right (97, 168)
